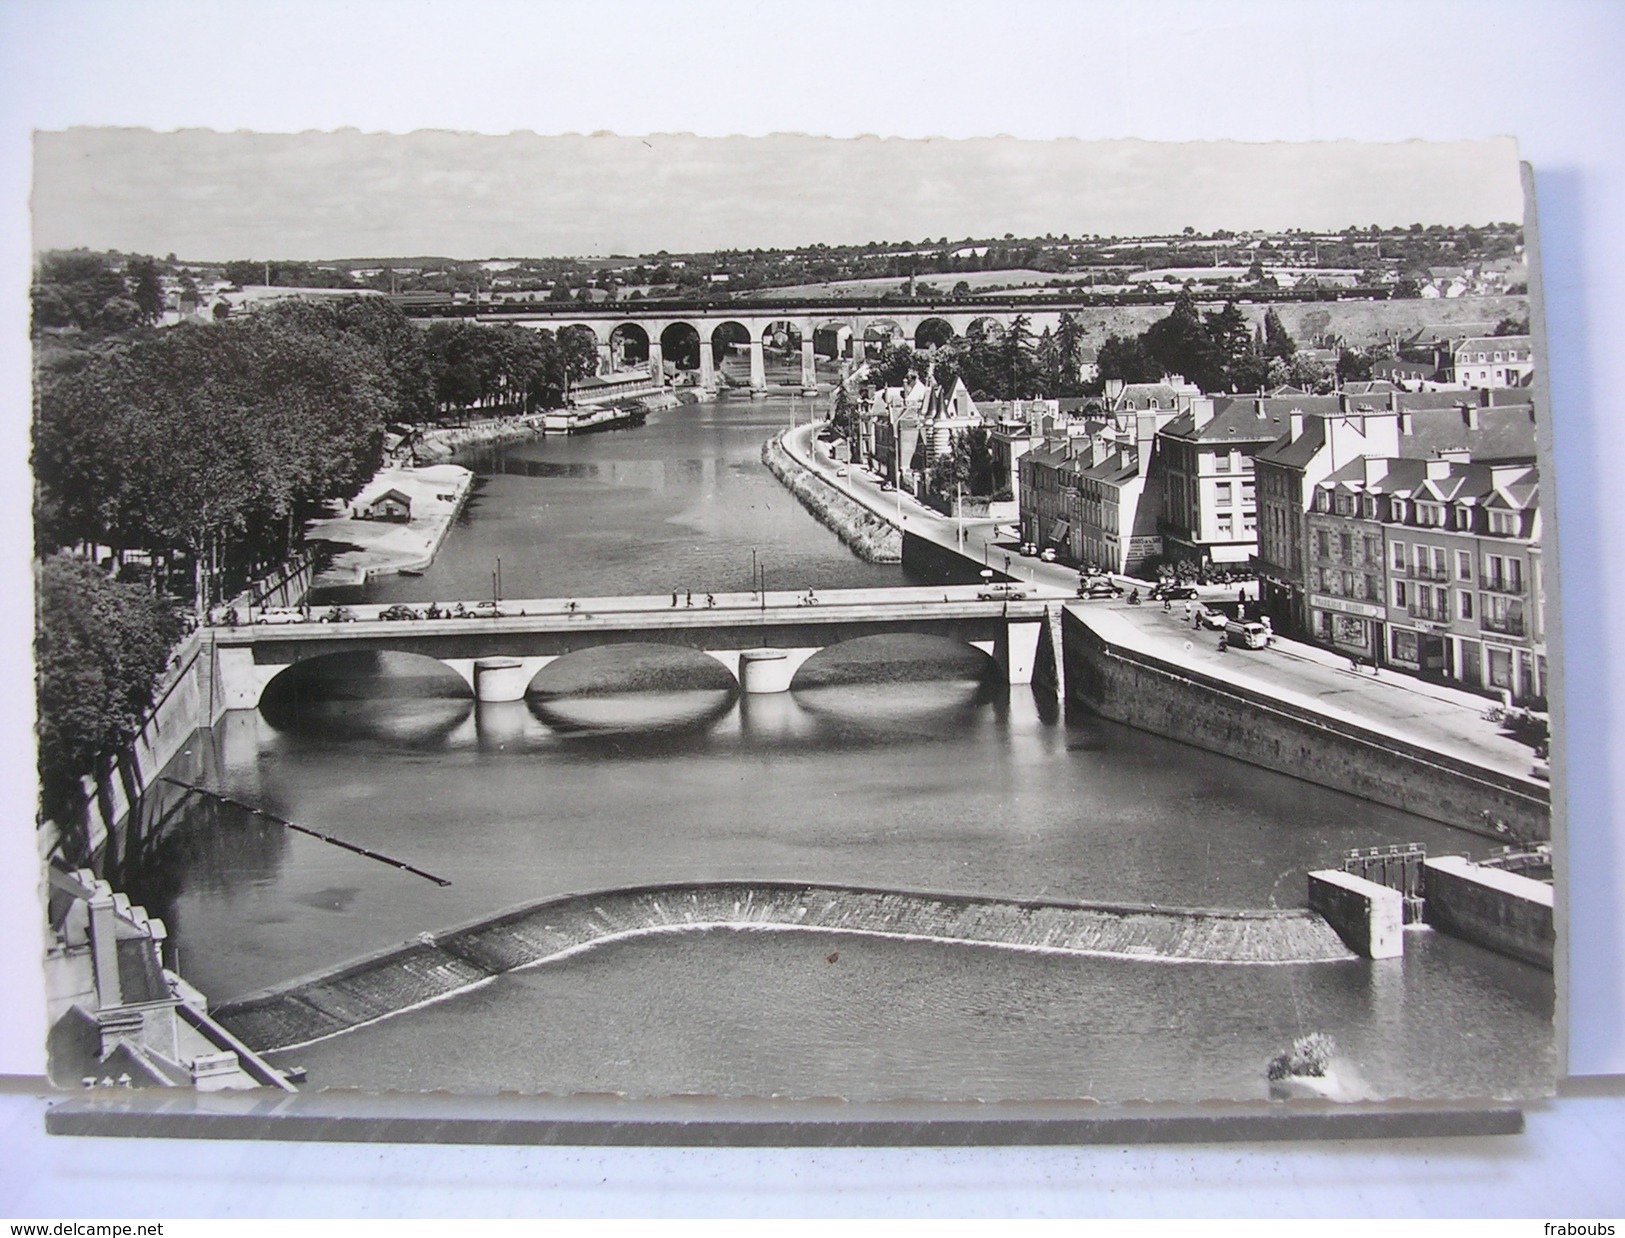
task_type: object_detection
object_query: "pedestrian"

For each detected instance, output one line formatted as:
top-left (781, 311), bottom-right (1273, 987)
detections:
top-left (1238, 587), bottom-right (1246, 605)
top-left (1183, 600), bottom-right (1194, 622)
top-left (1218, 633), bottom-right (1228, 653)
top-left (671, 590), bottom-right (678, 607)
top-left (686, 589), bottom-right (693, 607)
top-left (1162, 596), bottom-right (1171, 612)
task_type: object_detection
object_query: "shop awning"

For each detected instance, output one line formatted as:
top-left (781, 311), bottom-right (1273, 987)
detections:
top-left (1209, 544), bottom-right (1253, 564)
top-left (1047, 519), bottom-right (1071, 545)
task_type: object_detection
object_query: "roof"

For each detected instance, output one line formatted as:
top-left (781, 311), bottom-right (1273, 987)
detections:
top-left (1162, 394), bottom-right (1341, 447)
top-left (1455, 334), bottom-right (1532, 354)
top-left (369, 488), bottom-right (414, 506)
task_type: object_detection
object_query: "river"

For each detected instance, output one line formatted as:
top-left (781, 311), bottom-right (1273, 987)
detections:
top-left (119, 394), bottom-right (1554, 1103)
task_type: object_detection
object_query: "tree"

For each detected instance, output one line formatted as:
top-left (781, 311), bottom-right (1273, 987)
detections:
top-left (1261, 308), bottom-right (1297, 360)
top-left (126, 256), bottom-right (165, 323)
top-left (1095, 333), bottom-right (1162, 385)
top-left (1144, 291), bottom-right (1226, 391)
top-left (35, 553), bottom-right (181, 843)
top-left (1493, 314), bottom-right (1530, 336)
top-left (1336, 348), bottom-right (1374, 384)
top-left (951, 280), bottom-right (971, 300)
top-left (548, 278), bottom-right (573, 302)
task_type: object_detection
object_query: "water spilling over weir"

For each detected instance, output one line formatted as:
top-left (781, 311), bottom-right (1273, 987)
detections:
top-left (214, 881), bottom-right (1357, 1053)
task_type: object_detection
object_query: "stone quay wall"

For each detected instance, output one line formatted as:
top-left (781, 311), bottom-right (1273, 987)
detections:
top-left (1062, 608), bottom-right (1550, 840)
top-left (761, 434), bottom-right (902, 563)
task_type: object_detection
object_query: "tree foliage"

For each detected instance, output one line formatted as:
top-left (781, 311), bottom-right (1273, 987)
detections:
top-left (35, 553), bottom-right (182, 836)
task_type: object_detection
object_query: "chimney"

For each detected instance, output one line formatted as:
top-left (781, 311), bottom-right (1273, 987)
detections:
top-left (1399, 411), bottom-right (1413, 435)
top-left (1105, 378), bottom-right (1125, 402)
top-left (1289, 411), bottom-right (1304, 440)
top-left (1363, 456), bottom-right (1386, 485)
top-left (1192, 397), bottom-right (1215, 430)
top-left (1425, 456), bottom-right (1453, 480)
top-left (1461, 403), bottom-right (1480, 430)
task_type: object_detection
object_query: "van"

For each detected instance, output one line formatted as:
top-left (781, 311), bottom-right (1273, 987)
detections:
top-left (1224, 619), bottom-right (1270, 650)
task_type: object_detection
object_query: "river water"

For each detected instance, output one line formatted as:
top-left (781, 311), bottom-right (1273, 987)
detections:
top-left (123, 394), bottom-right (1555, 1103)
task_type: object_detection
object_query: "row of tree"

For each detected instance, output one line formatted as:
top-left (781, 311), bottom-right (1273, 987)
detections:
top-left (860, 312), bottom-right (1094, 403)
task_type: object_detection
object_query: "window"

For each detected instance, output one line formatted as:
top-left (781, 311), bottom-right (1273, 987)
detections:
top-left (1216, 482), bottom-right (1233, 505)
top-left (1488, 510), bottom-right (1519, 536)
top-left (1339, 533), bottom-right (1353, 562)
top-left (1361, 495), bottom-right (1378, 519)
top-left (1392, 542), bottom-right (1407, 571)
top-left (1242, 483), bottom-right (1255, 504)
top-left (1315, 530), bottom-right (1330, 560)
top-left (1431, 547), bottom-right (1448, 577)
top-left (1394, 581), bottom-right (1409, 608)
top-left (1334, 492), bottom-right (1354, 516)
top-left (1416, 502), bottom-right (1445, 527)
top-left (1364, 536), bottom-right (1382, 565)
top-left (1459, 590), bottom-right (1474, 621)
top-left (1493, 352), bottom-right (1503, 363)
top-left (1457, 550), bottom-right (1472, 580)
top-left (1313, 489), bottom-right (1330, 513)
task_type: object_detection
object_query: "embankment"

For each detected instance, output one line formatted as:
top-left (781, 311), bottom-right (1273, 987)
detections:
top-left (214, 881), bottom-right (1355, 1052)
top-left (413, 412), bottom-right (548, 462)
top-left (1062, 608), bottom-right (1550, 839)
top-left (761, 433), bottom-right (902, 563)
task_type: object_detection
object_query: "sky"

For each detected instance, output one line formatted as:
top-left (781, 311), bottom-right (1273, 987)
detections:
top-left (31, 129), bottom-right (1526, 262)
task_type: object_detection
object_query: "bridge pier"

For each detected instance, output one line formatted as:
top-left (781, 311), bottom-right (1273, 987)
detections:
top-left (699, 341), bottom-right (715, 393)
top-left (972, 619), bottom-right (1043, 686)
top-left (647, 341), bottom-right (665, 386)
top-left (440, 656), bottom-right (555, 698)
top-left (749, 338), bottom-right (767, 396)
top-left (800, 339), bottom-right (817, 393)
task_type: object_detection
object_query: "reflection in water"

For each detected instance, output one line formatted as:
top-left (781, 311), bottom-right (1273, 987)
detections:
top-left (261, 697), bottom-right (475, 746)
top-left (528, 689), bottom-right (736, 737)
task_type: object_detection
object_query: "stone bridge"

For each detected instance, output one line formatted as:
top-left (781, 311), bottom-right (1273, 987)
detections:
top-left (209, 586), bottom-right (1062, 708)
top-left (461, 300), bottom-right (1080, 394)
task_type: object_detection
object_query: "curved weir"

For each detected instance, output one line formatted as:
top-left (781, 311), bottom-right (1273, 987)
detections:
top-left (214, 881), bottom-right (1358, 1053)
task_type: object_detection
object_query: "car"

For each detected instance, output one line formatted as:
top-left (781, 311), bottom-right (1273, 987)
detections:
top-left (252, 607), bottom-right (305, 625)
top-left (1079, 579), bottom-right (1123, 599)
top-left (472, 600), bottom-right (506, 618)
top-left (978, 588), bottom-right (1028, 601)
top-left (835, 467), bottom-right (849, 478)
top-left (1196, 604), bottom-right (1228, 630)
top-left (379, 604), bottom-right (421, 621)
top-left (879, 482), bottom-right (895, 492)
top-left (1039, 547), bottom-right (1057, 562)
top-left (1152, 584), bottom-right (1199, 601)
top-left (317, 606), bottom-right (356, 623)
top-left (1223, 618), bottom-right (1271, 649)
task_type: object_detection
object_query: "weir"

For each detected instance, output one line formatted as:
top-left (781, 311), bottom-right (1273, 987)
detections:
top-left (213, 881), bottom-right (1358, 1053)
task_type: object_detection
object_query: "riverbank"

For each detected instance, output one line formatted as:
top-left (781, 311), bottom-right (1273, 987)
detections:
top-left (412, 413), bottom-right (548, 462)
top-left (214, 880), bottom-right (1356, 1052)
top-left (761, 432), bottom-right (902, 563)
top-left (305, 465), bottom-right (474, 589)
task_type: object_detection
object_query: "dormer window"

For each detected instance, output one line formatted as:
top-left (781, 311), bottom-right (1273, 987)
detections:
top-left (1415, 501), bottom-right (1445, 527)
top-left (1488, 509), bottom-right (1519, 536)
top-left (1390, 499), bottom-right (1408, 522)
top-left (1313, 489), bottom-right (1331, 513)
top-left (1361, 495), bottom-right (1378, 519)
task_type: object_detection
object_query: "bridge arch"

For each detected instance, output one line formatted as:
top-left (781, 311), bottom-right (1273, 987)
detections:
top-left (914, 317), bottom-right (956, 349)
top-left (860, 318), bottom-right (906, 349)
top-left (609, 322), bottom-right (650, 367)
top-left (659, 321), bottom-right (703, 374)
top-left (259, 650), bottom-right (475, 743)
top-left (524, 642), bottom-right (738, 734)
top-left (965, 316), bottom-right (1007, 344)
top-left (789, 633), bottom-right (1000, 689)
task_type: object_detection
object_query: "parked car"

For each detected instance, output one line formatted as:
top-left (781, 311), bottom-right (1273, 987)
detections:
top-left (252, 607), bottom-right (305, 625)
top-left (1079, 578), bottom-right (1124, 599)
top-left (1223, 618), bottom-right (1271, 649)
top-left (1039, 547), bottom-right (1058, 562)
top-left (835, 467), bottom-right (849, 478)
top-left (379, 605), bottom-right (422, 621)
top-left (317, 606), bottom-right (356, 623)
top-left (472, 600), bottom-right (506, 618)
top-left (978, 583), bottom-right (1028, 601)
